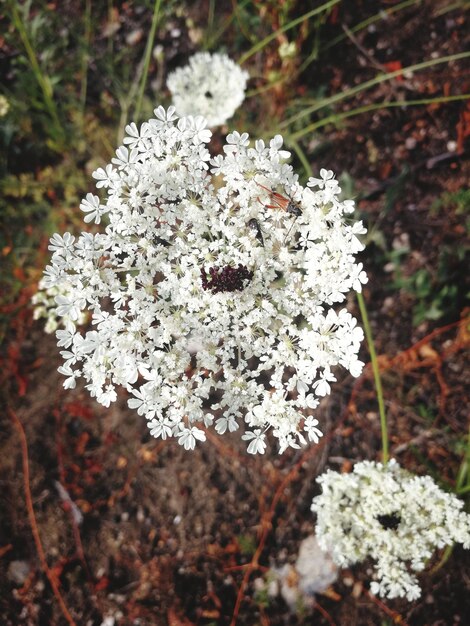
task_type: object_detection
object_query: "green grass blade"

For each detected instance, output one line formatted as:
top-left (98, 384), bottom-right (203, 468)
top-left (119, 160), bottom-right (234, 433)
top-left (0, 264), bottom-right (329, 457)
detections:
top-left (288, 93), bottom-right (470, 141)
top-left (205, 0), bottom-right (251, 49)
top-left (238, 0), bottom-right (340, 65)
top-left (135, 0), bottom-right (163, 122)
top-left (322, 0), bottom-right (422, 53)
top-left (357, 291), bottom-right (389, 465)
top-left (280, 51), bottom-right (470, 130)
top-left (246, 0), bottom-right (423, 100)
top-left (8, 0), bottom-right (65, 146)
top-left (80, 0), bottom-right (93, 126)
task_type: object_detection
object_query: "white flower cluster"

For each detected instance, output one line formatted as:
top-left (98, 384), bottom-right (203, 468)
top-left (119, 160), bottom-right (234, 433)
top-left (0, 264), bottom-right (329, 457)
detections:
top-left (43, 106), bottom-right (367, 454)
top-left (167, 52), bottom-right (249, 127)
top-left (311, 459), bottom-right (470, 601)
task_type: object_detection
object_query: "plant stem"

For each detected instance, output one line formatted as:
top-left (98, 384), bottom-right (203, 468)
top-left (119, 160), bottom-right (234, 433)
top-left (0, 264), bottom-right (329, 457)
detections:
top-left (288, 138), bottom-right (312, 179)
top-left (456, 426), bottom-right (470, 494)
top-left (9, 408), bottom-right (77, 626)
top-left (429, 544), bottom-right (453, 575)
top-left (205, 0), bottom-right (251, 49)
top-left (245, 0), bottom-right (421, 100)
top-left (238, 0), bottom-right (340, 65)
top-left (134, 0), bottom-right (162, 122)
top-left (280, 51), bottom-right (470, 130)
top-left (322, 0), bottom-right (422, 52)
top-left (8, 1), bottom-right (65, 146)
top-left (117, 58), bottom-right (145, 144)
top-left (289, 93), bottom-right (470, 140)
top-left (208, 0), bottom-right (215, 33)
top-left (357, 291), bottom-right (389, 464)
top-left (433, 0), bottom-right (469, 17)
top-left (79, 0), bottom-right (93, 128)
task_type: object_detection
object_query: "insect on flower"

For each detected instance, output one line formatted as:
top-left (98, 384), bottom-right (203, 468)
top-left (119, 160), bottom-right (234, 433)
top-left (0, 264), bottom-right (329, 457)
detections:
top-left (247, 218), bottom-right (264, 246)
top-left (256, 182), bottom-right (302, 217)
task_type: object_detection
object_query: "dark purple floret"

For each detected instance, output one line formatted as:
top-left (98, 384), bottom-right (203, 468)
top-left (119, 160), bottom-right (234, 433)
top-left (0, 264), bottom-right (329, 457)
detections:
top-left (377, 513), bottom-right (401, 530)
top-left (201, 264), bottom-right (253, 294)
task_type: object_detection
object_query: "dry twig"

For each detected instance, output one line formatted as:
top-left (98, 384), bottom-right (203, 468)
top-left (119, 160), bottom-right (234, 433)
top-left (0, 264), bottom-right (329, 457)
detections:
top-left (9, 407), bottom-right (77, 626)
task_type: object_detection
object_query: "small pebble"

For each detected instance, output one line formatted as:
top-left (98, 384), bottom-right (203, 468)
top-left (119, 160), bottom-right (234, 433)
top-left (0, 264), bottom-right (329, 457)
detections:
top-left (7, 560), bottom-right (30, 585)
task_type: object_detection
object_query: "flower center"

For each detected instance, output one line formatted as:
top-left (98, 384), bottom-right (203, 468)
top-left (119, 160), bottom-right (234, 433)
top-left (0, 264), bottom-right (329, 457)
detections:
top-left (377, 513), bottom-right (401, 530)
top-left (201, 264), bottom-right (253, 294)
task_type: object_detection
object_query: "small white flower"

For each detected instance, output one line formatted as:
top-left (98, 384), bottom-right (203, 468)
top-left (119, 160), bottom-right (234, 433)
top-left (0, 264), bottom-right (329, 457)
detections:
top-left (54, 294), bottom-right (85, 321)
top-left (148, 418), bottom-right (173, 439)
top-left (312, 369), bottom-right (336, 397)
top-left (225, 131), bottom-right (250, 148)
top-left (151, 104), bottom-right (178, 129)
top-left (57, 364), bottom-right (80, 389)
top-left (186, 115), bottom-right (212, 144)
top-left (177, 426), bottom-right (206, 450)
top-left (242, 429), bottom-right (267, 455)
top-left (128, 389), bottom-right (153, 417)
top-left (304, 417), bottom-right (323, 443)
top-left (215, 415), bottom-right (239, 434)
top-left (80, 193), bottom-right (107, 224)
top-left (307, 169), bottom-right (335, 189)
top-left (42, 264), bottom-right (63, 287)
top-left (48, 232), bottom-right (75, 254)
top-left (167, 52), bottom-right (249, 127)
top-left (92, 164), bottom-right (117, 188)
top-left (98, 385), bottom-right (117, 407)
top-left (56, 322), bottom-right (76, 347)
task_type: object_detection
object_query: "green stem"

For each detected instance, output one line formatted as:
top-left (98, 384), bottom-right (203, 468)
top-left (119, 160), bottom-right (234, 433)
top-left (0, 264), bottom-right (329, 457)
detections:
top-left (8, 1), bottom-right (65, 145)
top-left (429, 544), bottom-right (453, 575)
top-left (246, 75), bottom-right (287, 98)
top-left (456, 426), bottom-right (470, 493)
top-left (288, 138), bottom-right (312, 179)
top-left (322, 0), bottom-right (422, 52)
top-left (208, 0), bottom-right (215, 33)
top-left (289, 93), bottom-right (470, 141)
top-left (205, 0), bottom-right (251, 49)
top-left (434, 1), bottom-right (469, 17)
top-left (245, 0), bottom-right (421, 101)
top-left (80, 0), bottom-right (93, 127)
top-left (238, 0), bottom-right (340, 65)
top-left (357, 291), bottom-right (389, 464)
top-left (297, 34), bottom-right (321, 76)
top-left (280, 51), bottom-right (470, 130)
top-left (134, 0), bottom-right (162, 122)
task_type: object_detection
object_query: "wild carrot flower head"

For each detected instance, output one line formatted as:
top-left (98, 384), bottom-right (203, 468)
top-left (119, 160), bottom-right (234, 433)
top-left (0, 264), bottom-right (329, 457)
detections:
top-left (311, 459), bottom-right (470, 601)
top-left (44, 106), bottom-right (367, 453)
top-left (167, 52), bottom-right (249, 127)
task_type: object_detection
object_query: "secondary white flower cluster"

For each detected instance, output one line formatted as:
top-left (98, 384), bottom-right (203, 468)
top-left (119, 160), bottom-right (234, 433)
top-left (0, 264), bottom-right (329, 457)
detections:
top-left (43, 106), bottom-right (367, 454)
top-left (311, 459), bottom-right (470, 601)
top-left (167, 52), bottom-right (249, 127)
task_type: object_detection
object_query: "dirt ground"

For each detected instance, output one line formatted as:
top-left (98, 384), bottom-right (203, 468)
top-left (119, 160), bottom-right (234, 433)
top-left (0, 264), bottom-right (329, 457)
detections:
top-left (1, 1), bottom-right (469, 625)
